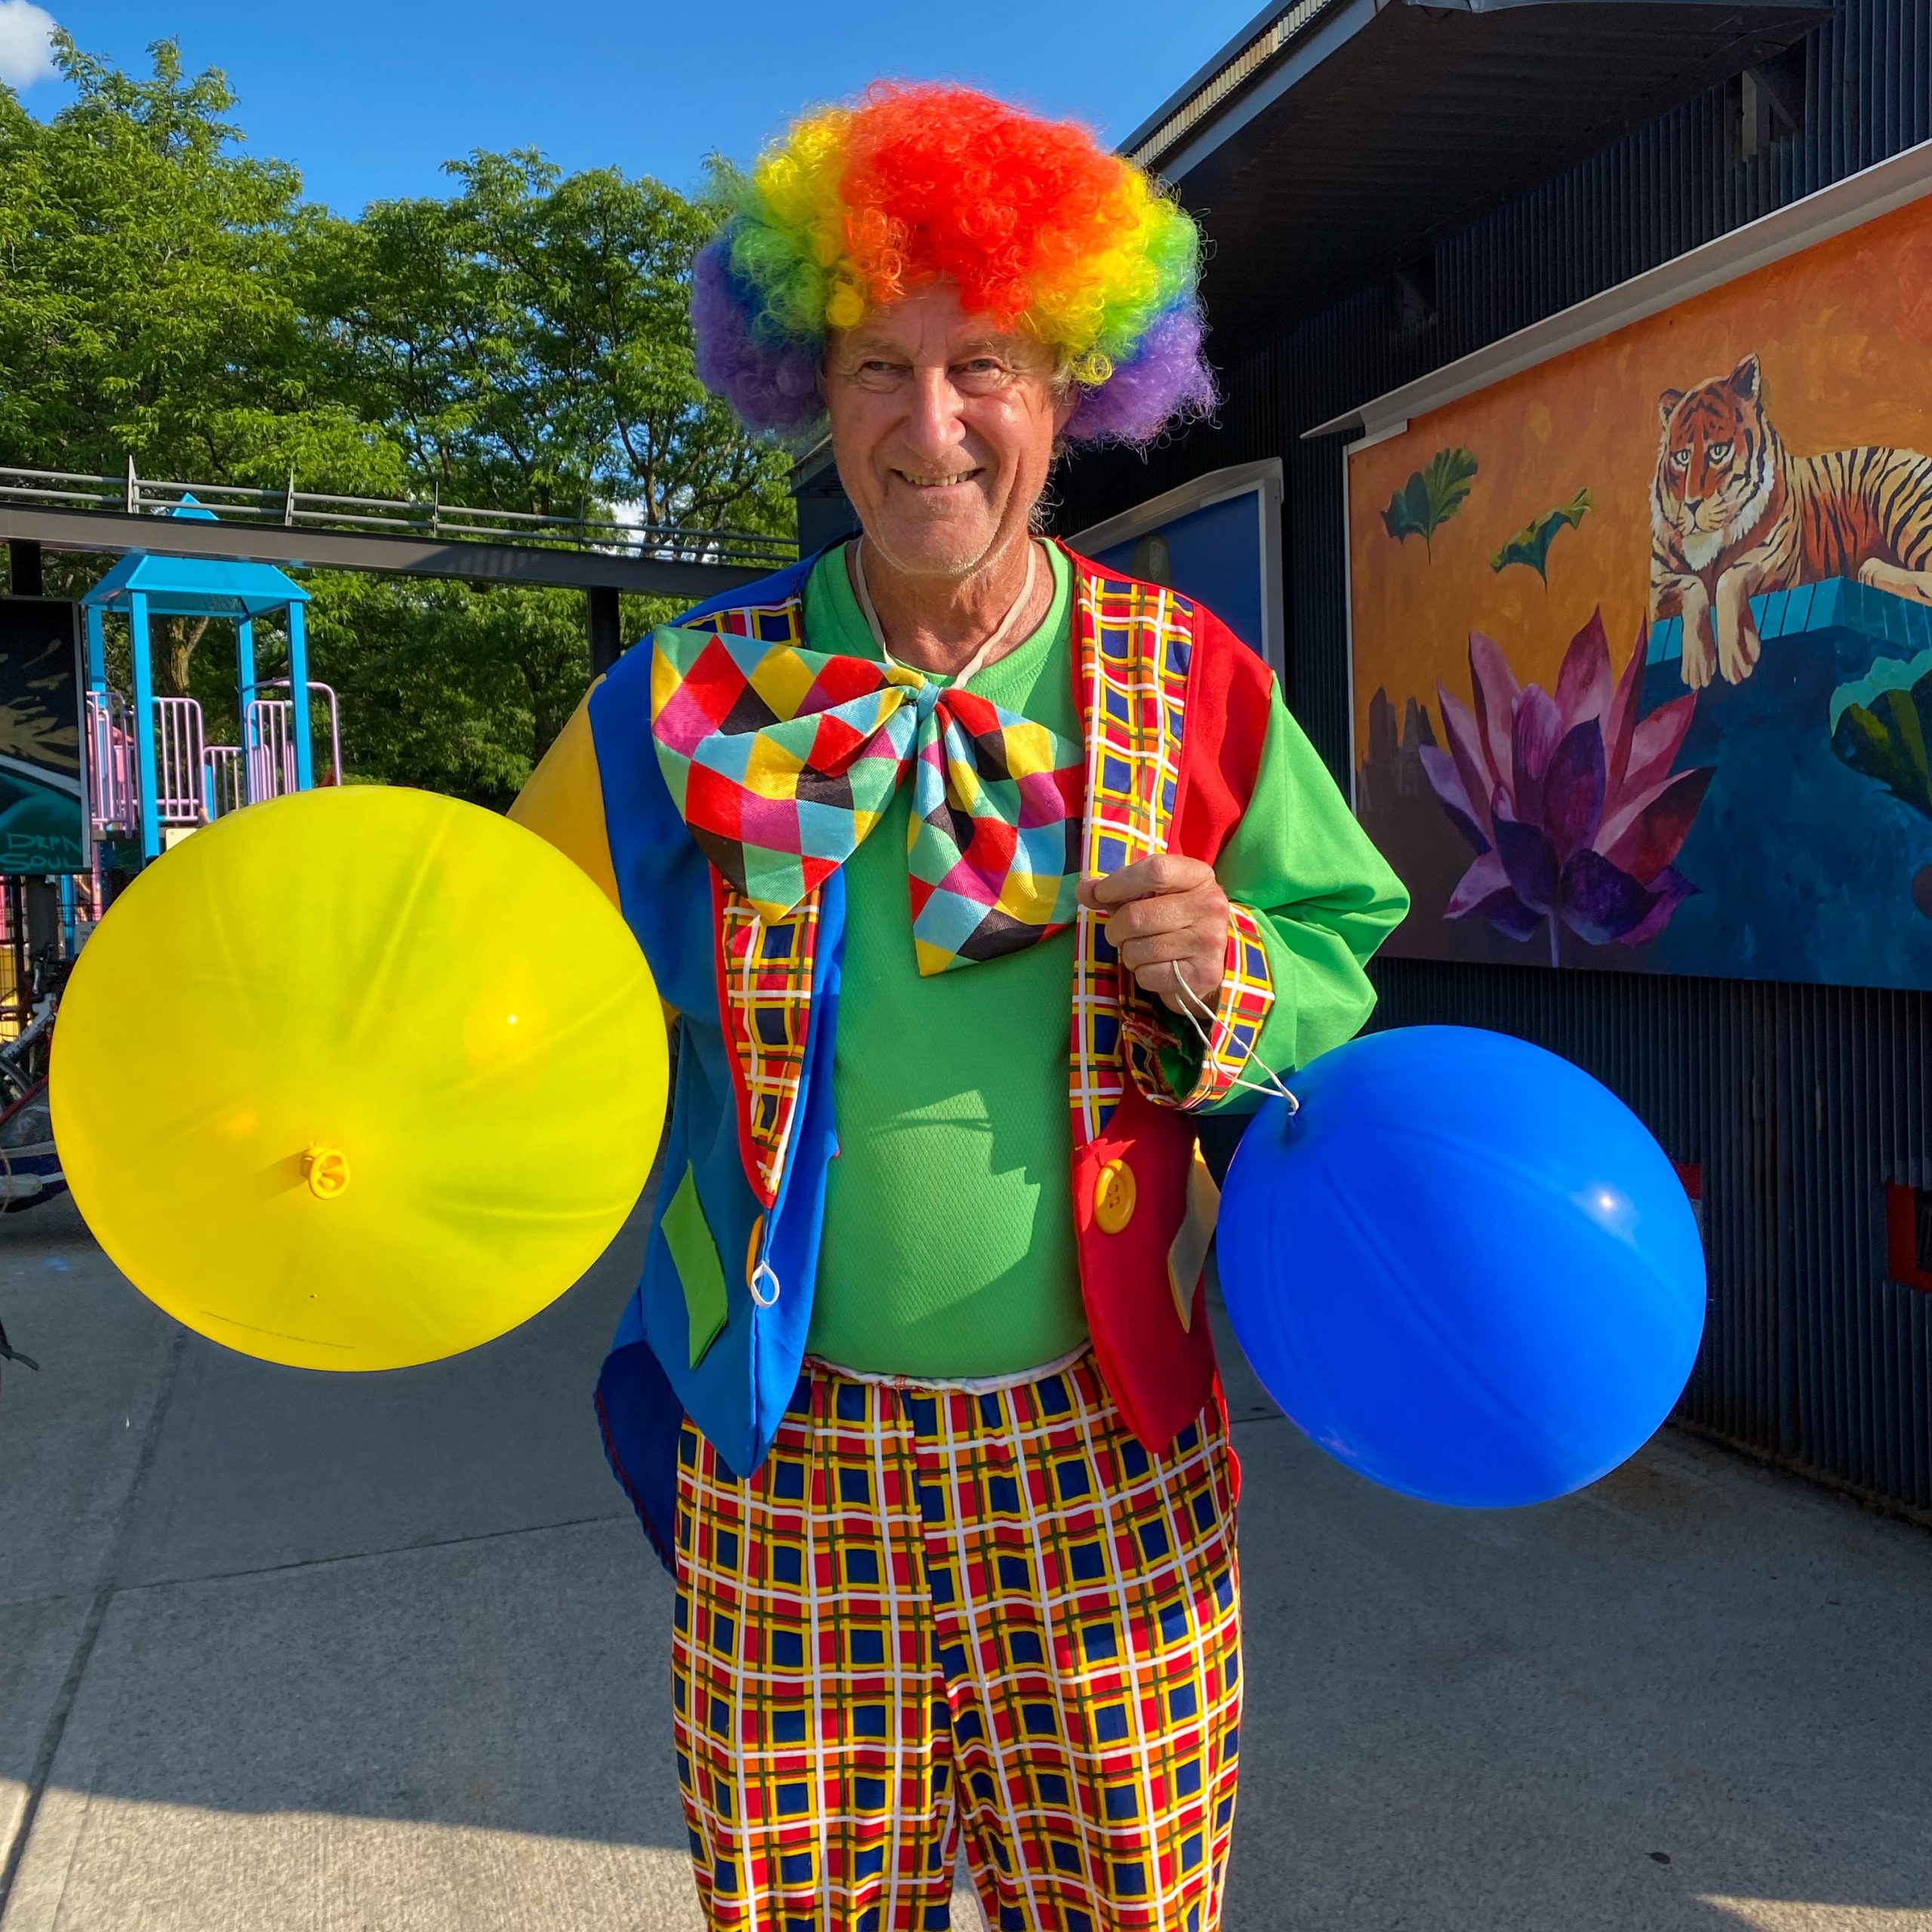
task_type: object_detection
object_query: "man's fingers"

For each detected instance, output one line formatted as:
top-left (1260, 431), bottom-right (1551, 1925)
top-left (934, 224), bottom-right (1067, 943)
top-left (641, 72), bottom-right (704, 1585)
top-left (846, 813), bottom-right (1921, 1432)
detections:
top-left (1131, 955), bottom-right (1218, 1014)
top-left (1136, 959), bottom-right (1185, 1001)
top-left (1078, 853), bottom-right (1215, 909)
top-left (1117, 931), bottom-right (1198, 971)
top-left (1074, 857), bottom-right (1230, 1014)
top-left (1102, 892), bottom-right (1211, 946)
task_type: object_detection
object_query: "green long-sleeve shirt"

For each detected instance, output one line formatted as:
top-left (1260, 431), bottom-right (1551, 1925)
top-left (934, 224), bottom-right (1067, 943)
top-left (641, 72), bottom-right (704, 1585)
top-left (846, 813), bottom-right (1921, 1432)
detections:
top-left (804, 543), bottom-right (1409, 1377)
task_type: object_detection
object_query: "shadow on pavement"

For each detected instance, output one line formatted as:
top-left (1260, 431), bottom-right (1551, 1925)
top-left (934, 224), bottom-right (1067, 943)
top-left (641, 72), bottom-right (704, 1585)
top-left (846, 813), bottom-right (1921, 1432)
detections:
top-left (2, 1202), bottom-right (1929, 1930)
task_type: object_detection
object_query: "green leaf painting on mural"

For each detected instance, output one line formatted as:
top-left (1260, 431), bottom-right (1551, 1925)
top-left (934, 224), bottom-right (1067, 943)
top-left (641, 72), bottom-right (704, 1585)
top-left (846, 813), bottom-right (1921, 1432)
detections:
top-left (1491, 489), bottom-right (1593, 583)
top-left (1830, 650), bottom-right (1932, 820)
top-left (1380, 447), bottom-right (1478, 558)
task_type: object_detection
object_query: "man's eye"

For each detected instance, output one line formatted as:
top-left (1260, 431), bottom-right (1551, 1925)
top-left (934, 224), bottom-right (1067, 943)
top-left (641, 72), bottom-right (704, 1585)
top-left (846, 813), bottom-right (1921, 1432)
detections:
top-left (954, 359), bottom-right (1011, 393)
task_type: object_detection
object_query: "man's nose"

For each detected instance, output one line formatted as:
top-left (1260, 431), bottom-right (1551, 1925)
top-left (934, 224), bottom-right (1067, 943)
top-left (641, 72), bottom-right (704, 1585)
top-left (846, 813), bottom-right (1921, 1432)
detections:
top-left (903, 367), bottom-right (970, 457)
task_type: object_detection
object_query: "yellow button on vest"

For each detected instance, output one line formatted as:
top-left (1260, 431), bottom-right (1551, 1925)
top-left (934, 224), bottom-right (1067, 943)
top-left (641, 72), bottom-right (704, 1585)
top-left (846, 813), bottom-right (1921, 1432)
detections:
top-left (1094, 1158), bottom-right (1136, 1234)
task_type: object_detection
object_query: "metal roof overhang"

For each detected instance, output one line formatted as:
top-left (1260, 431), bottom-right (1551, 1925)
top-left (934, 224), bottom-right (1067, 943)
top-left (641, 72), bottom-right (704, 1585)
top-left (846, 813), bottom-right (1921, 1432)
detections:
top-left (0, 503), bottom-right (768, 600)
top-left (1132, 0), bottom-right (1837, 346)
top-left (1304, 131), bottom-right (1932, 440)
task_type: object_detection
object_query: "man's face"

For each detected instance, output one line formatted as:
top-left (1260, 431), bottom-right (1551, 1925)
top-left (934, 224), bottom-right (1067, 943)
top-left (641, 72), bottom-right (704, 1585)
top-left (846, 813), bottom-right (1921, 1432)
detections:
top-left (823, 283), bottom-right (1073, 581)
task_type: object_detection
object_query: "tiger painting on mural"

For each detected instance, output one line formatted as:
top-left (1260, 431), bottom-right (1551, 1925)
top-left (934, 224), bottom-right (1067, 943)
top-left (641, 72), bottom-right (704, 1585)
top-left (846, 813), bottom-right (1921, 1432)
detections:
top-left (1649, 352), bottom-right (1932, 688)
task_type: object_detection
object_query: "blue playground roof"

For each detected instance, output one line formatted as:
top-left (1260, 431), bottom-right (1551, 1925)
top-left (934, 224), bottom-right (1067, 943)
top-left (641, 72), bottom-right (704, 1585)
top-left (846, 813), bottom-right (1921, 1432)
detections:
top-left (82, 498), bottom-right (310, 620)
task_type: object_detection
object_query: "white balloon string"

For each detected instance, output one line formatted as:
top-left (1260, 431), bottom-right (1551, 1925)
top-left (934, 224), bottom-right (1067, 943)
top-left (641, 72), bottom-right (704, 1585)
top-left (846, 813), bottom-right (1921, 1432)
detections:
top-left (1170, 963), bottom-right (1300, 1115)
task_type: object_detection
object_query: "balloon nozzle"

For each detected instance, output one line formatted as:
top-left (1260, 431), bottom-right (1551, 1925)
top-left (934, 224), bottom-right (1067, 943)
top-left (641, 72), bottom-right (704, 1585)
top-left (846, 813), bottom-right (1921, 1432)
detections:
top-left (304, 1144), bottom-right (351, 1200)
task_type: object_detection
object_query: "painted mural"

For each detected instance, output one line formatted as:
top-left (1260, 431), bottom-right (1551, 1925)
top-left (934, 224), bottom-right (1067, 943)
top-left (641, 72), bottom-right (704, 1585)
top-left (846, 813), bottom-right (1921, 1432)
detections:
top-left (0, 601), bottom-right (87, 876)
top-left (1349, 192), bottom-right (1932, 989)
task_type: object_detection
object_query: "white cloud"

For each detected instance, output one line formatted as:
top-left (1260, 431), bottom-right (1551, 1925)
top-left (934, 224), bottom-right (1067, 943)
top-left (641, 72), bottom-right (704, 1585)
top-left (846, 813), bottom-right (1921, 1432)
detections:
top-left (0, 1), bottom-right (57, 90)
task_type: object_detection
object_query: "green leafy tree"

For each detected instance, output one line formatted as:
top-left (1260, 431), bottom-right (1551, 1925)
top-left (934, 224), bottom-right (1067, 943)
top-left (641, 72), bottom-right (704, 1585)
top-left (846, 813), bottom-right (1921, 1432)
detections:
top-left (288, 152), bottom-right (794, 783)
top-left (0, 36), bottom-right (403, 694)
top-left (0, 35), bottom-right (400, 493)
top-left (302, 150), bottom-right (792, 535)
top-left (297, 575), bottom-right (595, 807)
top-left (0, 37), bottom-right (794, 787)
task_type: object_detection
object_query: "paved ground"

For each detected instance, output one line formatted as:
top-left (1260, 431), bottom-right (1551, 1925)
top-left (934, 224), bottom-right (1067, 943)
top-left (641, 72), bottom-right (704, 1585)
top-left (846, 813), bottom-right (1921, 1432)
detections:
top-left (2, 1191), bottom-right (1929, 1932)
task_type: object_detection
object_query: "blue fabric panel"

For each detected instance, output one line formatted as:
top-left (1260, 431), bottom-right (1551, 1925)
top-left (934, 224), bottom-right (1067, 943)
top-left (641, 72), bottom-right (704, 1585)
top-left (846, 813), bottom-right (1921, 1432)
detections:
top-left (585, 555), bottom-right (841, 1509)
top-left (593, 1339), bottom-right (682, 1574)
top-left (672, 553), bottom-right (818, 629)
top-left (626, 869), bottom-right (846, 1479)
top-left (586, 648), bottom-right (720, 1025)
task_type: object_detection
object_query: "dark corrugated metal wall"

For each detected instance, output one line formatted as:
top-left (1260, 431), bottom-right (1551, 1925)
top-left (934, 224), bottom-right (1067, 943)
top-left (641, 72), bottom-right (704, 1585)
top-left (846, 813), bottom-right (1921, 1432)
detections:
top-left (1055, 0), bottom-right (1932, 1518)
top-left (1366, 971), bottom-right (1930, 1517)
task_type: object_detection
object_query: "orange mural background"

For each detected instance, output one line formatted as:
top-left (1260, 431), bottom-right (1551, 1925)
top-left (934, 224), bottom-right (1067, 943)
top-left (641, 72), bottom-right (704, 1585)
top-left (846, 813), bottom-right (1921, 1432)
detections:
top-left (1346, 194), bottom-right (1932, 753)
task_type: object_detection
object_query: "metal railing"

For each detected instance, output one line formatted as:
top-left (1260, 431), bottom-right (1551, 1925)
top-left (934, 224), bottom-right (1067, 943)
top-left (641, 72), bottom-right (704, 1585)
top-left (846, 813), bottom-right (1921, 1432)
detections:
top-left (86, 684), bottom-right (345, 832)
top-left (85, 691), bottom-right (138, 837)
top-left (245, 681), bottom-right (342, 803)
top-left (152, 697), bottom-right (206, 827)
top-left (0, 460), bottom-right (795, 571)
top-left (203, 746), bottom-right (245, 821)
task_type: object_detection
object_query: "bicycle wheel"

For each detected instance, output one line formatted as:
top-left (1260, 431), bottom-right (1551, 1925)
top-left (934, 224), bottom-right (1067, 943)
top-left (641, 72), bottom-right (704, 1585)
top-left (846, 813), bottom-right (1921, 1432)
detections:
top-left (0, 1079), bottom-right (66, 1214)
top-left (0, 1058), bottom-right (32, 1114)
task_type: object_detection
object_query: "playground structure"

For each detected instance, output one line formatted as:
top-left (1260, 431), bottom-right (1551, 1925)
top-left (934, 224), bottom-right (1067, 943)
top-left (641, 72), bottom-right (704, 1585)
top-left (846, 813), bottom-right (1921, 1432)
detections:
top-left (80, 502), bottom-right (343, 864)
top-left (0, 476), bottom-right (783, 1216)
top-left (0, 465), bottom-right (783, 989)
top-left (0, 512), bottom-right (351, 1206)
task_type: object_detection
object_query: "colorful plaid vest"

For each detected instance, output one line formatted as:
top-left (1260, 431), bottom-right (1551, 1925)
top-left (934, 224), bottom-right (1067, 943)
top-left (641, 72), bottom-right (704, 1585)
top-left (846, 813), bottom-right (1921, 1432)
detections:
top-left (675, 557), bottom-right (1196, 1189)
top-left (666, 544), bottom-right (1272, 1452)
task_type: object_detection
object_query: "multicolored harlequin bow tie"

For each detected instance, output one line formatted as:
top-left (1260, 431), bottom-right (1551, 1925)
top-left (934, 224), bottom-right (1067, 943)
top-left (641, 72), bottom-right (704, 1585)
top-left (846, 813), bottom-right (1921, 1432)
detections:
top-left (649, 624), bottom-right (1084, 975)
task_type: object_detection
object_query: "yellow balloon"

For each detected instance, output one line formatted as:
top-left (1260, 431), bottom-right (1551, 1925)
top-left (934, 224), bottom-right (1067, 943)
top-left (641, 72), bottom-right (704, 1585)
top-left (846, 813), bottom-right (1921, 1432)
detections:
top-left (52, 786), bottom-right (667, 1371)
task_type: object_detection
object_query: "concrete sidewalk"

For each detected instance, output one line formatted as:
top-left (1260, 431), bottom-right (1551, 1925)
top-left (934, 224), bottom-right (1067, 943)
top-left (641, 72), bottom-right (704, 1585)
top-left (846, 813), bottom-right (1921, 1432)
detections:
top-left (2, 1194), bottom-right (1928, 1932)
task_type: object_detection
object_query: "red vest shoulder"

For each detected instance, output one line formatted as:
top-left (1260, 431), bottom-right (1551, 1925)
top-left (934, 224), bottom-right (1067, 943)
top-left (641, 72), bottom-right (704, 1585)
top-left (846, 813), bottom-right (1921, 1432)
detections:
top-left (1173, 600), bottom-right (1275, 863)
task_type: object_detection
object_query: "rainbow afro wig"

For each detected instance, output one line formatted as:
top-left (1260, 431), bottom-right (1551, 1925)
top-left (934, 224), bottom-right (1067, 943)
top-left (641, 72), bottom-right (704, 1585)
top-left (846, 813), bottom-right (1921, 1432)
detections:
top-left (691, 83), bottom-right (1215, 445)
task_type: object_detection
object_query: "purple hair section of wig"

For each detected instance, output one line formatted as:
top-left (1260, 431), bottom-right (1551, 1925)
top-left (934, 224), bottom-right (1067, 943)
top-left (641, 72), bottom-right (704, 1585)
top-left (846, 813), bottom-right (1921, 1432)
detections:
top-left (690, 240), bottom-right (825, 437)
top-left (1063, 305), bottom-right (1216, 447)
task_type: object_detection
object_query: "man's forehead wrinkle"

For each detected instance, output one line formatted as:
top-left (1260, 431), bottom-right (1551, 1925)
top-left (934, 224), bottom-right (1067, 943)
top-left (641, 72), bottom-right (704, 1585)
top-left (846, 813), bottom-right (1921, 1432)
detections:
top-left (836, 319), bottom-right (1039, 365)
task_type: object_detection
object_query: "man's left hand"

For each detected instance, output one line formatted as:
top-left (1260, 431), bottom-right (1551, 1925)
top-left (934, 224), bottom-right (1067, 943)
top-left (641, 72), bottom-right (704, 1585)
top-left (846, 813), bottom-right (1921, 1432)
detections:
top-left (1075, 855), bottom-right (1229, 1016)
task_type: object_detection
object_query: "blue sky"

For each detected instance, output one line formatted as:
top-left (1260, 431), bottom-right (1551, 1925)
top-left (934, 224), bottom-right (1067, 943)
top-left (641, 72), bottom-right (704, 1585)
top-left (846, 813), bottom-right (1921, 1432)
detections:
top-left (10, 1), bottom-right (1261, 213)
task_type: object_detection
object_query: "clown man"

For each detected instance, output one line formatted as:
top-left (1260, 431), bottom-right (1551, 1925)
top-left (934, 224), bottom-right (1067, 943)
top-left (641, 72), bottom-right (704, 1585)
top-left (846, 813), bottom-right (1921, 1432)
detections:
top-left (514, 82), bottom-right (1408, 1932)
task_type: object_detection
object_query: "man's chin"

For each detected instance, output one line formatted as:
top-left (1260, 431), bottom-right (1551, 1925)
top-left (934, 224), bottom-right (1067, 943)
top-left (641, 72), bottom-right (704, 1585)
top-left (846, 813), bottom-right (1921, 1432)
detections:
top-left (864, 518), bottom-right (1001, 583)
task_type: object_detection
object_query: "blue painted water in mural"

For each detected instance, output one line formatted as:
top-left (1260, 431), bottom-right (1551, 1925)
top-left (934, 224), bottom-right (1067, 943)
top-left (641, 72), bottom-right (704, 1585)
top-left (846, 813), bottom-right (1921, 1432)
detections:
top-left (1645, 577), bottom-right (1932, 989)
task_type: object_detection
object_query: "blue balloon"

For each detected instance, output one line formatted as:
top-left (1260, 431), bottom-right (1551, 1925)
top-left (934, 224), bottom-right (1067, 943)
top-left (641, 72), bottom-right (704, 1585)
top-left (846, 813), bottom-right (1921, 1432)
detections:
top-left (1217, 1025), bottom-right (1706, 1508)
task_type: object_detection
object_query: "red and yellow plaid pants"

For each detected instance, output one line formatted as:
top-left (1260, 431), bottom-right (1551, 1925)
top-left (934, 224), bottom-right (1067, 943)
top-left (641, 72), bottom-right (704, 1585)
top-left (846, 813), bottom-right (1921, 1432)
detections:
top-left (671, 1352), bottom-right (1243, 1932)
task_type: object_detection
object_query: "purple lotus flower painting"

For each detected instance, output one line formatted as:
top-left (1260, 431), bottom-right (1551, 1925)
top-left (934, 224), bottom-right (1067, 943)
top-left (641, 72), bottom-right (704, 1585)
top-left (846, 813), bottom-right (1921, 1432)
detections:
top-left (1420, 611), bottom-right (1714, 964)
